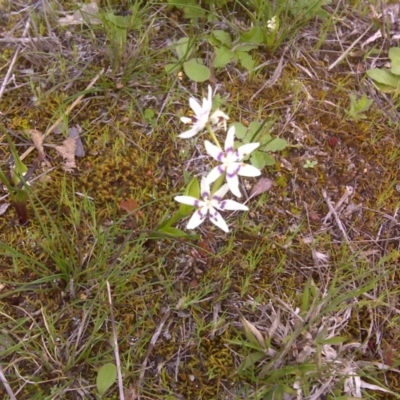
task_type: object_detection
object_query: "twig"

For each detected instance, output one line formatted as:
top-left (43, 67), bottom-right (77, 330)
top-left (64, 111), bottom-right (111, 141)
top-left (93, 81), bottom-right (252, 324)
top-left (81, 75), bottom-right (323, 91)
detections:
top-left (106, 281), bottom-right (124, 400)
top-left (0, 364), bottom-right (17, 400)
top-left (19, 68), bottom-right (105, 161)
top-left (0, 19), bottom-right (31, 102)
top-left (322, 186), bottom-right (354, 225)
top-left (328, 23), bottom-right (373, 71)
top-left (138, 307), bottom-right (171, 383)
top-left (322, 189), bottom-right (353, 249)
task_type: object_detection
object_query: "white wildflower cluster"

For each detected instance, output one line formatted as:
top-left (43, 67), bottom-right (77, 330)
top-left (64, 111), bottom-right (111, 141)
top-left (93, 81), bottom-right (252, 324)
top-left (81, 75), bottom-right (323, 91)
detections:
top-left (174, 86), bottom-right (261, 233)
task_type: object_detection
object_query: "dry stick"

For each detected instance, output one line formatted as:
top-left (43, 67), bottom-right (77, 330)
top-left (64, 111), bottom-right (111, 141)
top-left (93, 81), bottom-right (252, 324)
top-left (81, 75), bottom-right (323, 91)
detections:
top-left (138, 307), bottom-right (171, 384)
top-left (0, 19), bottom-right (31, 102)
top-left (106, 281), bottom-right (125, 400)
top-left (0, 364), bottom-right (17, 400)
top-left (322, 189), bottom-right (353, 250)
top-left (328, 23), bottom-right (373, 71)
top-left (19, 68), bottom-right (105, 162)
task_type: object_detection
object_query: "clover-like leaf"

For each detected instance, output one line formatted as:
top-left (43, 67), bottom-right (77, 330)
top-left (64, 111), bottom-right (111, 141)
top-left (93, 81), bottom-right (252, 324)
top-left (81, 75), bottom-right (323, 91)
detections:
top-left (183, 59), bottom-right (210, 82)
top-left (96, 363), bottom-right (117, 397)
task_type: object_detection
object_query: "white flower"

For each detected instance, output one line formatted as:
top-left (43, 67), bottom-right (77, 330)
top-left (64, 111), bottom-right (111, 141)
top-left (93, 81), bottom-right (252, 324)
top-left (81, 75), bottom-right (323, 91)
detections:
top-left (179, 86), bottom-right (229, 139)
top-left (210, 109), bottom-right (229, 131)
top-left (205, 125), bottom-right (261, 197)
top-left (174, 177), bottom-right (248, 232)
top-left (179, 85), bottom-right (213, 139)
top-left (267, 16), bottom-right (277, 31)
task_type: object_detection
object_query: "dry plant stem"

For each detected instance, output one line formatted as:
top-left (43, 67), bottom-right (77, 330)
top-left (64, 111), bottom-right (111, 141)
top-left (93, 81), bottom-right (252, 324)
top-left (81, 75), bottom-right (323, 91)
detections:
top-left (138, 307), bottom-right (171, 384)
top-left (0, 364), bottom-right (17, 400)
top-left (328, 23), bottom-right (373, 70)
top-left (0, 19), bottom-right (30, 102)
top-left (322, 186), bottom-right (353, 225)
top-left (106, 281), bottom-right (124, 400)
top-left (322, 189), bottom-right (353, 250)
top-left (19, 68), bottom-right (105, 161)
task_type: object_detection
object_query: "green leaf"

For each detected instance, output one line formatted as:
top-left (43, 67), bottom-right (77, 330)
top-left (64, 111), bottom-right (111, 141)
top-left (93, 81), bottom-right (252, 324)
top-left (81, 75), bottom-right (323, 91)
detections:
top-left (213, 46), bottom-right (234, 68)
top-left (165, 61), bottom-right (180, 74)
top-left (234, 43), bottom-right (259, 52)
top-left (183, 3), bottom-right (206, 19)
top-left (263, 137), bottom-right (288, 152)
top-left (251, 151), bottom-right (275, 169)
top-left (157, 226), bottom-right (191, 238)
top-left (183, 59), bottom-right (210, 82)
top-left (231, 122), bottom-right (247, 139)
top-left (174, 37), bottom-right (192, 60)
top-left (366, 68), bottom-right (400, 88)
top-left (210, 30), bottom-right (232, 47)
top-left (318, 336), bottom-right (348, 345)
top-left (240, 26), bottom-right (264, 44)
top-left (239, 351), bottom-right (266, 371)
top-left (96, 363), bottom-right (117, 396)
top-left (178, 176), bottom-right (199, 216)
top-left (236, 51), bottom-right (255, 72)
top-left (389, 47), bottom-right (400, 75)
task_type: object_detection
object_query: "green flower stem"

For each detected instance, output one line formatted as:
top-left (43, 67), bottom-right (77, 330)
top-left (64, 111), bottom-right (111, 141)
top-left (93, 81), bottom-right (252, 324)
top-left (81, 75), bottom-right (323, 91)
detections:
top-left (206, 123), bottom-right (221, 149)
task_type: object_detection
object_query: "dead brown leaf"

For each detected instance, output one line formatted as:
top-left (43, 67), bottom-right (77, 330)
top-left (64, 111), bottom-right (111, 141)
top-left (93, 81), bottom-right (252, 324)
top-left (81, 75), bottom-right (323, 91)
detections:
top-left (249, 177), bottom-right (273, 200)
top-left (28, 129), bottom-right (51, 166)
top-left (55, 137), bottom-right (77, 172)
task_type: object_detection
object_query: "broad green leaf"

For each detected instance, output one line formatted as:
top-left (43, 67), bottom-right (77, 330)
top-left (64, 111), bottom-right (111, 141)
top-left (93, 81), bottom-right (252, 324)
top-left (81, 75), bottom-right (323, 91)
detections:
top-left (211, 30), bottom-right (232, 47)
top-left (264, 137), bottom-right (288, 152)
top-left (231, 122), bottom-right (247, 139)
top-left (234, 43), bottom-right (259, 52)
top-left (183, 59), bottom-right (210, 82)
top-left (240, 26), bottom-right (264, 44)
top-left (389, 47), bottom-right (400, 75)
top-left (251, 152), bottom-right (275, 169)
top-left (183, 3), bottom-right (206, 19)
top-left (178, 176), bottom-right (199, 216)
top-left (366, 68), bottom-right (400, 88)
top-left (236, 51), bottom-right (255, 72)
top-left (174, 37), bottom-right (191, 60)
top-left (96, 363), bottom-right (117, 396)
top-left (213, 46), bottom-right (234, 68)
top-left (165, 62), bottom-right (180, 74)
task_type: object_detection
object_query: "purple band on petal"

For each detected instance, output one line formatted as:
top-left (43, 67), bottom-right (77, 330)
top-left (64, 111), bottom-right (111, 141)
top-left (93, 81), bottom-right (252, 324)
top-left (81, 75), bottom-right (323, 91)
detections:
top-left (194, 200), bottom-right (201, 207)
top-left (219, 200), bottom-right (227, 210)
top-left (217, 165), bottom-right (225, 174)
top-left (217, 152), bottom-right (224, 162)
top-left (201, 191), bottom-right (210, 200)
top-left (197, 209), bottom-right (206, 219)
top-left (227, 169), bottom-right (238, 178)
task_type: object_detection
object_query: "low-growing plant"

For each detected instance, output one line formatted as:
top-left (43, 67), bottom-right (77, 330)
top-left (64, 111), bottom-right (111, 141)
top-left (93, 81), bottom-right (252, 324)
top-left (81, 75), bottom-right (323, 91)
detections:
top-left (366, 47), bottom-right (400, 100)
top-left (157, 86), bottom-right (288, 235)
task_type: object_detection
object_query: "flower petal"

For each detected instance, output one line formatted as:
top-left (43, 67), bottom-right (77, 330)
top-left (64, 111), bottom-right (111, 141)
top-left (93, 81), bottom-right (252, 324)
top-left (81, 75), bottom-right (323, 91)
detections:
top-left (236, 142), bottom-right (260, 159)
top-left (224, 125), bottom-right (236, 151)
top-left (204, 140), bottom-right (222, 161)
top-left (179, 127), bottom-right (201, 139)
top-left (206, 166), bottom-right (224, 184)
top-left (189, 97), bottom-right (202, 116)
top-left (226, 174), bottom-right (241, 197)
top-left (180, 117), bottom-right (193, 124)
top-left (186, 209), bottom-right (206, 230)
top-left (237, 164), bottom-right (262, 177)
top-left (210, 109), bottom-right (229, 130)
top-left (208, 209), bottom-right (229, 232)
top-left (174, 195), bottom-right (202, 207)
top-left (200, 177), bottom-right (211, 199)
top-left (212, 183), bottom-right (229, 201)
top-left (218, 199), bottom-right (249, 211)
